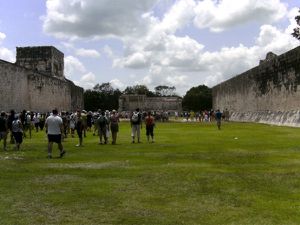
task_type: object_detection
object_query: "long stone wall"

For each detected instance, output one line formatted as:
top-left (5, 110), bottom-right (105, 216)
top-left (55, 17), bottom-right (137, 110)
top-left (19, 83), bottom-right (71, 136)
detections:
top-left (212, 46), bottom-right (300, 126)
top-left (0, 46), bottom-right (84, 113)
top-left (119, 95), bottom-right (182, 113)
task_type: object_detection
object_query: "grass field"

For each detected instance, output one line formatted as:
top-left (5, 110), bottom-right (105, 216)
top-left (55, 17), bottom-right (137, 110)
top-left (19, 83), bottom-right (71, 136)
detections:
top-left (1, 121), bottom-right (300, 225)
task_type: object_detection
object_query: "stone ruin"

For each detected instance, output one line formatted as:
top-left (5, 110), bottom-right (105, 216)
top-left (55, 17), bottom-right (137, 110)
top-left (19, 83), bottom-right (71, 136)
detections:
top-left (118, 94), bottom-right (182, 114)
top-left (0, 46), bottom-right (83, 112)
top-left (212, 46), bottom-right (300, 127)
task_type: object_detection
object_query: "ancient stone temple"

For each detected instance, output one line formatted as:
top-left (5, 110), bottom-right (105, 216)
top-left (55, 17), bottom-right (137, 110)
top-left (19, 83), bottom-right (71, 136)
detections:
top-left (118, 94), bottom-right (182, 114)
top-left (0, 46), bottom-right (83, 112)
top-left (212, 45), bottom-right (300, 127)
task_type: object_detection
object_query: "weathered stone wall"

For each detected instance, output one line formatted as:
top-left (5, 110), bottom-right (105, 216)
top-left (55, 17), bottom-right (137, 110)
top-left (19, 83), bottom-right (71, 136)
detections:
top-left (0, 60), bottom-right (29, 111)
top-left (16, 46), bottom-right (64, 78)
top-left (119, 95), bottom-right (182, 113)
top-left (0, 46), bottom-right (84, 113)
top-left (212, 46), bottom-right (300, 126)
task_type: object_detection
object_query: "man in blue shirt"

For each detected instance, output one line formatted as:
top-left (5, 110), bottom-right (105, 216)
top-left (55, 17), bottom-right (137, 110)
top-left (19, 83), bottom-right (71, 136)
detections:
top-left (215, 109), bottom-right (222, 130)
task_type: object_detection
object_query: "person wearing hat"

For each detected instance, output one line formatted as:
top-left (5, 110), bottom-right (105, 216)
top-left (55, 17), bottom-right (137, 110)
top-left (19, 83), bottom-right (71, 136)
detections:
top-left (110, 110), bottom-right (119, 144)
top-left (130, 108), bottom-right (142, 143)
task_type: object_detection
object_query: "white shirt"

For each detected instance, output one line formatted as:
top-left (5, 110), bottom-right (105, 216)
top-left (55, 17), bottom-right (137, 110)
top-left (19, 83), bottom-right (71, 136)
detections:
top-left (45, 115), bottom-right (62, 135)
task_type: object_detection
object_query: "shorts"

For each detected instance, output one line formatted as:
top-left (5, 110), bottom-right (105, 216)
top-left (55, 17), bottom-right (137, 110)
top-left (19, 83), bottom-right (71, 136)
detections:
top-left (76, 129), bottom-right (83, 139)
top-left (146, 125), bottom-right (154, 137)
top-left (13, 132), bottom-right (23, 144)
top-left (48, 134), bottom-right (62, 144)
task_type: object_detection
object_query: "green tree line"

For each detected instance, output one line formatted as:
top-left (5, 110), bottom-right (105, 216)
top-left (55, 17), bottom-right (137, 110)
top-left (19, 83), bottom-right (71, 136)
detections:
top-left (83, 83), bottom-right (212, 112)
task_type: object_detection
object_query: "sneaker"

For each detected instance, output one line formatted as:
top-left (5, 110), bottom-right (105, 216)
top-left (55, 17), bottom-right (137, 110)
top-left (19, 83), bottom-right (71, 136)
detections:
top-left (60, 150), bottom-right (66, 158)
top-left (47, 155), bottom-right (52, 159)
top-left (75, 144), bottom-right (81, 147)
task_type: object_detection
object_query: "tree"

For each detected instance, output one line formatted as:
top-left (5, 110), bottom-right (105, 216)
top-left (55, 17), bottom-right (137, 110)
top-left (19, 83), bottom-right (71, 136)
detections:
top-left (93, 82), bottom-right (114, 94)
top-left (182, 85), bottom-right (212, 111)
top-left (292, 9), bottom-right (300, 40)
top-left (154, 85), bottom-right (176, 96)
top-left (123, 84), bottom-right (155, 97)
top-left (84, 82), bottom-right (121, 111)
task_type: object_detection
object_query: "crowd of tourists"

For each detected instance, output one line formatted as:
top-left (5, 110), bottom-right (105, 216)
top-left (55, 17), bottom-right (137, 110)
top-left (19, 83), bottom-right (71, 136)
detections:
top-left (0, 107), bottom-right (227, 158)
top-left (0, 108), bottom-right (155, 158)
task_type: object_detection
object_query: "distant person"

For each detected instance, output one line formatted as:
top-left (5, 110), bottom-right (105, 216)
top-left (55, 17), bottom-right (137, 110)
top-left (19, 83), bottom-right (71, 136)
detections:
top-left (224, 108), bottom-right (230, 121)
top-left (75, 110), bottom-right (84, 147)
top-left (45, 109), bottom-right (66, 158)
top-left (96, 111), bottom-right (108, 144)
top-left (145, 111), bottom-right (155, 143)
top-left (11, 114), bottom-right (24, 150)
top-left (130, 108), bottom-right (142, 143)
top-left (0, 111), bottom-right (8, 150)
top-left (110, 110), bottom-right (119, 145)
top-left (105, 110), bottom-right (111, 143)
top-left (215, 109), bottom-right (222, 130)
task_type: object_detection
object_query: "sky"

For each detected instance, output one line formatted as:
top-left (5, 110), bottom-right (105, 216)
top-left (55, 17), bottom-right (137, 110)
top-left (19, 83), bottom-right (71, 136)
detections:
top-left (0, 0), bottom-right (299, 96)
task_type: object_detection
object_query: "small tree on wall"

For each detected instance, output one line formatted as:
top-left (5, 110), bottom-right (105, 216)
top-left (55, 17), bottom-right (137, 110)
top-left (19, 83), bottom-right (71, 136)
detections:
top-left (292, 9), bottom-right (300, 40)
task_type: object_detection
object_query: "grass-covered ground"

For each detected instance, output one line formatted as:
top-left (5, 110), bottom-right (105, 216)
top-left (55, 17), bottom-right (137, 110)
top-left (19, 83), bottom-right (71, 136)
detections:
top-left (1, 121), bottom-right (300, 225)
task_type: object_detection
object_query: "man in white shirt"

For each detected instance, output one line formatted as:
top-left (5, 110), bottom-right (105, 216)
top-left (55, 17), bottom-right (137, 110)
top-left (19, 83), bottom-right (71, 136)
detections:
top-left (45, 109), bottom-right (66, 159)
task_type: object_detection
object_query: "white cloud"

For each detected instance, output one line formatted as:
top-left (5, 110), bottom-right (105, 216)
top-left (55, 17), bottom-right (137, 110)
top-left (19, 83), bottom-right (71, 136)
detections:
top-left (74, 72), bottom-right (96, 89)
top-left (157, 0), bottom-right (196, 34)
top-left (42, 0), bottom-right (299, 95)
top-left (0, 47), bottom-right (14, 62)
top-left (75, 48), bottom-right (100, 58)
top-left (0, 32), bottom-right (14, 62)
top-left (0, 32), bottom-right (6, 44)
top-left (103, 45), bottom-right (114, 58)
top-left (43, 0), bottom-right (158, 39)
top-left (110, 78), bottom-right (125, 90)
top-left (193, 0), bottom-right (287, 32)
top-left (64, 55), bottom-right (86, 79)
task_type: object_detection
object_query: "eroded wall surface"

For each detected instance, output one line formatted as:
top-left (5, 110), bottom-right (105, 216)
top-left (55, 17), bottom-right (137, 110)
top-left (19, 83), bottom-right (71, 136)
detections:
top-left (212, 46), bottom-right (300, 126)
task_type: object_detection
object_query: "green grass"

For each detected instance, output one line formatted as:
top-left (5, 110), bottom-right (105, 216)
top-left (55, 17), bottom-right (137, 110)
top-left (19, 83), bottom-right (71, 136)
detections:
top-left (1, 121), bottom-right (300, 225)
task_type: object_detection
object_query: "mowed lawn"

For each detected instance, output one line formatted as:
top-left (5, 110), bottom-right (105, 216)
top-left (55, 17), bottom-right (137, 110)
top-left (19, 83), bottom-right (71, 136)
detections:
top-left (1, 121), bottom-right (300, 225)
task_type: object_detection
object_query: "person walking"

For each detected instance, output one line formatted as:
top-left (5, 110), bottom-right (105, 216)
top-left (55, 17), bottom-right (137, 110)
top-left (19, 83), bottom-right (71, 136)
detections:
top-left (0, 111), bottom-right (8, 150)
top-left (145, 111), bottom-right (155, 143)
top-left (110, 110), bottom-right (119, 145)
top-left (96, 111), bottom-right (108, 144)
top-left (215, 109), bottom-right (222, 130)
top-left (45, 109), bottom-right (66, 158)
top-left (11, 114), bottom-right (24, 150)
top-left (131, 108), bottom-right (142, 143)
top-left (75, 110), bottom-right (84, 147)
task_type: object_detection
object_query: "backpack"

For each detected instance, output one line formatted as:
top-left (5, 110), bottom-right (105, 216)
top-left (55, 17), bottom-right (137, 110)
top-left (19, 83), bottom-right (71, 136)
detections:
top-left (131, 112), bottom-right (139, 123)
top-left (12, 119), bottom-right (21, 132)
top-left (98, 116), bottom-right (106, 126)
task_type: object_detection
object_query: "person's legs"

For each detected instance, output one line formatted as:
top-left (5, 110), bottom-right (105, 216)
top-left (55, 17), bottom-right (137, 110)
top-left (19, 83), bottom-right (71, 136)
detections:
top-left (150, 126), bottom-right (154, 142)
top-left (3, 132), bottom-right (7, 150)
top-left (137, 125), bottom-right (141, 143)
top-left (58, 143), bottom-right (66, 157)
top-left (112, 132), bottom-right (117, 144)
top-left (146, 127), bottom-right (150, 142)
top-left (76, 129), bottom-right (83, 146)
top-left (131, 125), bottom-right (136, 143)
top-left (48, 142), bottom-right (53, 158)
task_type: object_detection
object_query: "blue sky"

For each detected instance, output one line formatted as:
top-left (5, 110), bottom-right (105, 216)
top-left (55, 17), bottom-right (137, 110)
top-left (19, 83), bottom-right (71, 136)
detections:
top-left (0, 0), bottom-right (299, 96)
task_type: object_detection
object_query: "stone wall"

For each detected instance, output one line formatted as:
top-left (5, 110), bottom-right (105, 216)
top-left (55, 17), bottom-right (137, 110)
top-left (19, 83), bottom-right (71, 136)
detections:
top-left (119, 95), bottom-right (182, 113)
top-left (0, 46), bottom-right (83, 113)
top-left (212, 46), bottom-right (300, 126)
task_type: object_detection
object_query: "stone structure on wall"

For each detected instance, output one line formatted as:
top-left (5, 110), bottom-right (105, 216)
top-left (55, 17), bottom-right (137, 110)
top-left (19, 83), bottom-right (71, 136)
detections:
top-left (0, 46), bottom-right (83, 112)
top-left (212, 46), bottom-right (300, 127)
top-left (118, 95), bottom-right (182, 114)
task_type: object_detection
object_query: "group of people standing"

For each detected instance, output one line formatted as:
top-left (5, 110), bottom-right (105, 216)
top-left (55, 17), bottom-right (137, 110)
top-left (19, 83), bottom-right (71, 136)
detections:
top-left (0, 107), bottom-right (156, 159)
